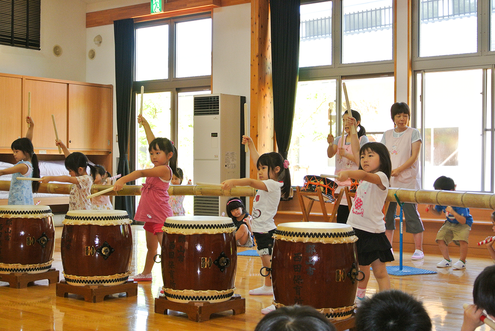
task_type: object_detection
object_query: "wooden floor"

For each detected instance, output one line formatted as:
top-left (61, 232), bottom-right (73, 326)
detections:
top-left (1, 225), bottom-right (493, 331)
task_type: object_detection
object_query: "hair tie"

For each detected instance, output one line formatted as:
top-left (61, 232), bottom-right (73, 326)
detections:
top-left (227, 199), bottom-right (243, 205)
top-left (171, 140), bottom-right (174, 145)
top-left (283, 159), bottom-right (289, 169)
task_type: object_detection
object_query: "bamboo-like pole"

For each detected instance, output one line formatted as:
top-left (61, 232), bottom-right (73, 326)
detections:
top-left (0, 181), bottom-right (256, 197)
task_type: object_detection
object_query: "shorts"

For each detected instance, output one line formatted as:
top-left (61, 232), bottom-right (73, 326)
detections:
top-left (385, 202), bottom-right (424, 234)
top-left (143, 222), bottom-right (164, 234)
top-left (253, 229), bottom-right (276, 256)
top-left (436, 222), bottom-right (471, 245)
top-left (354, 228), bottom-right (394, 266)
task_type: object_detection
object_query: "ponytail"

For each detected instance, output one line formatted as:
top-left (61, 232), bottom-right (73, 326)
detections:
top-left (31, 153), bottom-right (40, 192)
top-left (357, 123), bottom-right (367, 138)
top-left (11, 137), bottom-right (39, 193)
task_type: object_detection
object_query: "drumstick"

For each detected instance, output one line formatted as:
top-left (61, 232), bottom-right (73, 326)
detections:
top-left (51, 115), bottom-right (62, 154)
top-left (463, 303), bottom-right (495, 329)
top-left (107, 174), bottom-right (122, 182)
top-left (139, 86), bottom-right (144, 127)
top-left (244, 103), bottom-right (248, 153)
top-left (87, 186), bottom-right (114, 199)
top-left (328, 104), bottom-right (333, 136)
top-left (343, 82), bottom-right (351, 115)
top-left (16, 177), bottom-right (42, 181)
top-left (320, 174), bottom-right (338, 179)
top-left (478, 236), bottom-right (495, 246)
top-left (28, 92), bottom-right (31, 128)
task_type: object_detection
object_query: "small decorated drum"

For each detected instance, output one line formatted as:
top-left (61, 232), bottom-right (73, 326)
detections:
top-left (61, 210), bottom-right (132, 286)
top-left (0, 205), bottom-right (54, 274)
top-left (161, 216), bottom-right (237, 303)
top-left (302, 175), bottom-right (339, 202)
top-left (272, 222), bottom-right (362, 320)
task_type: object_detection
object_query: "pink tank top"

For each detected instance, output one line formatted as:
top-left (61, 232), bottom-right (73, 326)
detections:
top-left (134, 166), bottom-right (173, 224)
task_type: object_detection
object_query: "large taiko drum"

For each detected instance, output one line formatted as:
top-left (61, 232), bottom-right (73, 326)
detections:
top-left (0, 205), bottom-right (54, 274)
top-left (61, 210), bottom-right (132, 286)
top-left (161, 216), bottom-right (237, 303)
top-left (272, 222), bottom-right (361, 320)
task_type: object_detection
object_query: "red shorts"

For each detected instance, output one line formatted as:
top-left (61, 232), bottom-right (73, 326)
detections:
top-left (143, 222), bottom-right (164, 234)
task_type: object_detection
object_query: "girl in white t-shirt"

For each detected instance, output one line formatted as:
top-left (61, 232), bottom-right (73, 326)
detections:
top-left (222, 136), bottom-right (291, 315)
top-left (337, 118), bottom-right (393, 305)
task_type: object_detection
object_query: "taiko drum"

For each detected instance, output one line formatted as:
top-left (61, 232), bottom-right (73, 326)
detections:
top-left (161, 216), bottom-right (237, 303)
top-left (271, 222), bottom-right (362, 320)
top-left (61, 210), bottom-right (132, 286)
top-left (0, 205), bottom-right (54, 274)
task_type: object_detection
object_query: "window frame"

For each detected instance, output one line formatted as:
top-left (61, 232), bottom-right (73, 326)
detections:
top-left (0, 0), bottom-right (40, 50)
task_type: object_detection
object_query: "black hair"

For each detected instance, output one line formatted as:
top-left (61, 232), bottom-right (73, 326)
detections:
top-left (226, 197), bottom-right (247, 219)
top-left (65, 152), bottom-right (94, 177)
top-left (256, 152), bottom-right (291, 200)
top-left (433, 176), bottom-right (455, 191)
top-left (473, 265), bottom-right (495, 317)
top-left (11, 137), bottom-right (40, 192)
top-left (390, 102), bottom-right (411, 121)
top-left (148, 137), bottom-right (177, 176)
top-left (355, 290), bottom-right (432, 331)
top-left (344, 109), bottom-right (367, 138)
top-left (90, 164), bottom-right (109, 182)
top-left (174, 167), bottom-right (184, 184)
top-left (255, 305), bottom-right (336, 331)
top-left (359, 142), bottom-right (392, 180)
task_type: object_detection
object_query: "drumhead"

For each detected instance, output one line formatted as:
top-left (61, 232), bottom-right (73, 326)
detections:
top-left (64, 210), bottom-right (132, 225)
top-left (274, 222), bottom-right (357, 243)
top-left (0, 205), bottom-right (53, 218)
top-left (163, 216), bottom-right (236, 235)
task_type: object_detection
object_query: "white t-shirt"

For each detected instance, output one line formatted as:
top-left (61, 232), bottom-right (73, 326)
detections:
top-left (347, 171), bottom-right (389, 233)
top-left (251, 179), bottom-right (283, 233)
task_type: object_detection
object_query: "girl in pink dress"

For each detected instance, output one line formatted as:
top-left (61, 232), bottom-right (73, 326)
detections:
top-left (114, 131), bottom-right (177, 282)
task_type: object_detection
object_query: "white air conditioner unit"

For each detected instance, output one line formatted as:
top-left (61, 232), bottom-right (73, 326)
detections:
top-left (193, 94), bottom-right (247, 216)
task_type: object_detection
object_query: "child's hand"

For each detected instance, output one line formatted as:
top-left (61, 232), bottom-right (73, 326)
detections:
top-left (446, 206), bottom-right (454, 214)
top-left (221, 180), bottom-right (236, 190)
top-left (137, 114), bottom-right (147, 126)
top-left (391, 168), bottom-right (400, 177)
top-left (187, 179), bottom-right (192, 185)
top-left (461, 304), bottom-right (484, 331)
top-left (336, 171), bottom-right (349, 182)
top-left (40, 176), bottom-right (51, 184)
top-left (113, 178), bottom-right (125, 191)
top-left (337, 147), bottom-right (346, 156)
top-left (327, 134), bottom-right (334, 144)
top-left (241, 135), bottom-right (253, 146)
top-left (55, 139), bottom-right (65, 148)
top-left (26, 116), bottom-right (34, 127)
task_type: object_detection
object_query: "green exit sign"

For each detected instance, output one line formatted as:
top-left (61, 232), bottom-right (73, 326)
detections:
top-left (151, 0), bottom-right (162, 13)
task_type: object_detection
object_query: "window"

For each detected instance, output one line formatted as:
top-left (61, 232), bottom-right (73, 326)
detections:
top-left (175, 18), bottom-right (212, 78)
top-left (418, 0), bottom-right (477, 57)
top-left (136, 25), bottom-right (169, 81)
top-left (0, 0), bottom-right (40, 50)
top-left (300, 2), bottom-right (333, 67)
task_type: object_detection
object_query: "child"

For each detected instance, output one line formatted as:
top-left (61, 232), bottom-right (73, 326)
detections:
top-left (0, 116), bottom-right (40, 205)
top-left (90, 164), bottom-right (113, 210)
top-left (41, 147), bottom-right (94, 211)
top-left (327, 109), bottom-right (369, 223)
top-left (462, 265), bottom-right (495, 331)
top-left (427, 176), bottom-right (473, 270)
top-left (169, 167), bottom-right (186, 216)
top-left (355, 290), bottom-right (432, 331)
top-left (226, 197), bottom-right (254, 247)
top-left (337, 118), bottom-right (393, 304)
top-left (381, 102), bottom-right (425, 260)
top-left (221, 135), bottom-right (291, 314)
top-left (114, 115), bottom-right (177, 282)
top-left (487, 211), bottom-right (495, 260)
top-left (255, 305), bottom-right (337, 331)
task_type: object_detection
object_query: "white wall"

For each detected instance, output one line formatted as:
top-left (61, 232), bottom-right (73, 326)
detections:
top-left (0, 0), bottom-right (87, 81)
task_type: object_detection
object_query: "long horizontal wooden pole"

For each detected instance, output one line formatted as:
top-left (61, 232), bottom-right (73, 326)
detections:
top-left (0, 181), bottom-right (256, 197)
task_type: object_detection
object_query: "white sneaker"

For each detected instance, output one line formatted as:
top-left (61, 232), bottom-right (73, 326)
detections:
top-left (249, 285), bottom-right (273, 296)
top-left (261, 304), bottom-right (276, 315)
top-left (437, 259), bottom-right (452, 268)
top-left (453, 260), bottom-right (466, 270)
top-left (411, 250), bottom-right (424, 260)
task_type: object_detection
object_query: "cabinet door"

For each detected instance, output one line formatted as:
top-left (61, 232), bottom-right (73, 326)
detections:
top-left (24, 79), bottom-right (68, 152)
top-left (0, 75), bottom-right (22, 150)
top-left (68, 84), bottom-right (112, 151)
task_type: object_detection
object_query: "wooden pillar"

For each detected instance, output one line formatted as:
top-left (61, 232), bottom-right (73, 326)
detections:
top-left (250, 0), bottom-right (273, 178)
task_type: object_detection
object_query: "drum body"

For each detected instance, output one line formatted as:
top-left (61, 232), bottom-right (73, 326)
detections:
top-left (272, 222), bottom-right (359, 320)
top-left (0, 205), bottom-right (54, 274)
top-left (61, 210), bottom-right (132, 286)
top-left (161, 216), bottom-right (237, 303)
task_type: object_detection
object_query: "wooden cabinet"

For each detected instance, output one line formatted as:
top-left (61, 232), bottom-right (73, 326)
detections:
top-left (68, 84), bottom-right (112, 152)
top-left (23, 79), bottom-right (68, 151)
top-left (0, 74), bottom-right (22, 150)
